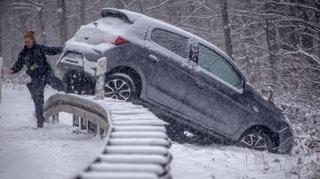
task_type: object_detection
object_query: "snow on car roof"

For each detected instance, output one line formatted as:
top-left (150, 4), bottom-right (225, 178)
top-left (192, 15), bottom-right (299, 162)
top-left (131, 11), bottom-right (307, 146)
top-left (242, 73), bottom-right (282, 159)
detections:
top-left (102, 9), bottom-right (229, 53)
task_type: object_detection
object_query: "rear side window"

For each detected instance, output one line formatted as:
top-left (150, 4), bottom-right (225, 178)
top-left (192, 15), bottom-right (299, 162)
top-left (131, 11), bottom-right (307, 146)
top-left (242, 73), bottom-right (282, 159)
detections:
top-left (198, 44), bottom-right (243, 89)
top-left (151, 28), bottom-right (189, 58)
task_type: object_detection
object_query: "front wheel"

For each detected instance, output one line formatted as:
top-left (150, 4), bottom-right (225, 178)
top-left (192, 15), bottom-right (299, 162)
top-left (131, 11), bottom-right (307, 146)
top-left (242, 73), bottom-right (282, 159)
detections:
top-left (104, 73), bottom-right (136, 101)
top-left (238, 129), bottom-right (272, 152)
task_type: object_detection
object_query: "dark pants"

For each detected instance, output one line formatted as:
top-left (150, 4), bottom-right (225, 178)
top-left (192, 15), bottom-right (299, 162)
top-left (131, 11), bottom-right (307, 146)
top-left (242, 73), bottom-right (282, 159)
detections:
top-left (27, 71), bottom-right (64, 128)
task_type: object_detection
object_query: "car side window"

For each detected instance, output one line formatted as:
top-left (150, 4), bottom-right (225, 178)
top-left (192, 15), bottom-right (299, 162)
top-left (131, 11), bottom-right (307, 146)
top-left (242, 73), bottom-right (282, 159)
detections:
top-left (151, 28), bottom-right (189, 58)
top-left (198, 44), bottom-right (243, 89)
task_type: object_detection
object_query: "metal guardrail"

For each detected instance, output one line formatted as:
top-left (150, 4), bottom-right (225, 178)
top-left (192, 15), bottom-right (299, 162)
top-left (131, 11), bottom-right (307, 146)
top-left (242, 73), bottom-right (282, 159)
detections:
top-left (43, 93), bottom-right (110, 137)
top-left (43, 93), bottom-right (172, 179)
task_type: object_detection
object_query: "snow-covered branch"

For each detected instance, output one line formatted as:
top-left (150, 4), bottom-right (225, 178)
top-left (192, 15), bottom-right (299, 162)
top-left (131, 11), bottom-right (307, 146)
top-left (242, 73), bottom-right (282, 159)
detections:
top-left (297, 46), bottom-right (320, 66)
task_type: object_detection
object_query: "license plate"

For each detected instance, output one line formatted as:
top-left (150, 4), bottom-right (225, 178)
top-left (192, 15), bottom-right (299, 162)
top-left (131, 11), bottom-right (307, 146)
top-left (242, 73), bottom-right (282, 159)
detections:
top-left (60, 53), bottom-right (83, 66)
top-left (66, 53), bottom-right (82, 59)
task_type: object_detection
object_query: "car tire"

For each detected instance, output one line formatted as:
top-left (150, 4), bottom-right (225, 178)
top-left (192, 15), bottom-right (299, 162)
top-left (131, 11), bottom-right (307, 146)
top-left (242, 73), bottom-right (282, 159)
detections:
top-left (238, 129), bottom-right (273, 152)
top-left (104, 73), bottom-right (136, 101)
top-left (65, 72), bottom-right (94, 95)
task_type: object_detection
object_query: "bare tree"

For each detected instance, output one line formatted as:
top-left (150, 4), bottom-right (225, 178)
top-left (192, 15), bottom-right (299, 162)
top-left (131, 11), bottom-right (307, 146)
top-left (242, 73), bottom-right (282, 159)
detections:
top-left (80, 0), bottom-right (86, 25)
top-left (264, 19), bottom-right (277, 83)
top-left (0, 3), bottom-right (2, 57)
top-left (57, 0), bottom-right (67, 45)
top-left (12, 0), bottom-right (49, 43)
top-left (1, 0), bottom-right (319, 105)
top-left (219, 0), bottom-right (233, 58)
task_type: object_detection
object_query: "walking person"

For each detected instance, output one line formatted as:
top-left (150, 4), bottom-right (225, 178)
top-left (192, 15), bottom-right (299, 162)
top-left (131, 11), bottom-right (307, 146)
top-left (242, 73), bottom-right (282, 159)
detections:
top-left (9, 31), bottom-right (65, 128)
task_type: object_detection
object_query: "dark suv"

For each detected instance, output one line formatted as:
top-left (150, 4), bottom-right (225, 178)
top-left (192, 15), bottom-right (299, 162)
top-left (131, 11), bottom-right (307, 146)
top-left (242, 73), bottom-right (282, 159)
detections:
top-left (56, 8), bottom-right (294, 153)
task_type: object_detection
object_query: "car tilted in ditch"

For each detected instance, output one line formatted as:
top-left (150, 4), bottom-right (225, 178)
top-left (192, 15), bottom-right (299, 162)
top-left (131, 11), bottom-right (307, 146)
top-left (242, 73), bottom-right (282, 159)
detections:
top-left (55, 8), bottom-right (294, 153)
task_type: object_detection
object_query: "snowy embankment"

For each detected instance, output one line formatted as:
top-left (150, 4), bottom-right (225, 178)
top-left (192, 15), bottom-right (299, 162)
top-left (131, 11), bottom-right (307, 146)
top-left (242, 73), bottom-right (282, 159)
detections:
top-left (172, 144), bottom-right (305, 179)
top-left (0, 85), bottom-right (318, 179)
top-left (0, 85), bottom-right (103, 179)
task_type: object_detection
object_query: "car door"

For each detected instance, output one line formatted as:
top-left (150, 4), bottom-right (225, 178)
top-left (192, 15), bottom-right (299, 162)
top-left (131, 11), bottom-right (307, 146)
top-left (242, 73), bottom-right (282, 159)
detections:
top-left (142, 28), bottom-right (192, 111)
top-left (179, 43), bottom-right (252, 136)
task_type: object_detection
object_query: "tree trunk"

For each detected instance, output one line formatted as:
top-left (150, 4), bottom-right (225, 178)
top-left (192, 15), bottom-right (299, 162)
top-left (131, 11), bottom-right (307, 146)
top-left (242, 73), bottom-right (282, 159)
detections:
top-left (58, 0), bottom-right (67, 45)
top-left (300, 1), bottom-right (313, 52)
top-left (80, 0), bottom-right (86, 25)
top-left (39, 8), bottom-right (47, 44)
top-left (265, 19), bottom-right (277, 83)
top-left (0, 13), bottom-right (2, 57)
top-left (0, 2), bottom-right (2, 57)
top-left (317, 2), bottom-right (320, 58)
top-left (219, 0), bottom-right (233, 58)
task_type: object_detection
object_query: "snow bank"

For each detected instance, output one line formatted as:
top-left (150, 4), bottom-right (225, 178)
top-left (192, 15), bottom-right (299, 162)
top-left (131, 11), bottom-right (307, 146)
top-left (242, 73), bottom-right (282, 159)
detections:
top-left (0, 86), bottom-right (104, 179)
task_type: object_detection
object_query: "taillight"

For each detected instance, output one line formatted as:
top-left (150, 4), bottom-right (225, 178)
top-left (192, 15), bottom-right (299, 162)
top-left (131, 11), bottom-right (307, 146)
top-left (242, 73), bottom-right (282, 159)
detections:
top-left (112, 36), bottom-right (128, 45)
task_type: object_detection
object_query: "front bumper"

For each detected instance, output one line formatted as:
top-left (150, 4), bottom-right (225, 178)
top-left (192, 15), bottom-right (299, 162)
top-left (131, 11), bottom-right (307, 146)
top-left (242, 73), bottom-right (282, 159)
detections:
top-left (275, 126), bottom-right (294, 154)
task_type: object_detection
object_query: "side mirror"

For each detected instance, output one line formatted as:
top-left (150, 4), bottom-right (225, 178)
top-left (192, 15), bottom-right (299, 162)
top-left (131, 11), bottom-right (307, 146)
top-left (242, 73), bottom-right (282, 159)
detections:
top-left (189, 44), bottom-right (199, 63)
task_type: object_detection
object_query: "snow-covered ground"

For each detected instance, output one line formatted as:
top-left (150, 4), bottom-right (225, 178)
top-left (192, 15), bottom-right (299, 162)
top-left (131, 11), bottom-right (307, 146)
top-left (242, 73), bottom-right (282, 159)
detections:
top-left (0, 85), bottom-right (316, 179)
top-left (0, 85), bottom-right (104, 179)
top-left (171, 143), bottom-right (302, 179)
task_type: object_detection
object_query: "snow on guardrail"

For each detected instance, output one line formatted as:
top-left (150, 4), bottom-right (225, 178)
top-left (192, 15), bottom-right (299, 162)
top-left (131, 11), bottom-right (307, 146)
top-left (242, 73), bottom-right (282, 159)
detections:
top-left (43, 93), bottom-right (172, 179)
top-left (43, 93), bottom-right (110, 137)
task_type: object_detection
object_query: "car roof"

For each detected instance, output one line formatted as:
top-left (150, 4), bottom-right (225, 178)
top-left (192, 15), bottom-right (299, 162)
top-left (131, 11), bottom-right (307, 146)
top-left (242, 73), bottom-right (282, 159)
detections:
top-left (103, 9), bottom-right (228, 53)
top-left (101, 8), bottom-right (246, 81)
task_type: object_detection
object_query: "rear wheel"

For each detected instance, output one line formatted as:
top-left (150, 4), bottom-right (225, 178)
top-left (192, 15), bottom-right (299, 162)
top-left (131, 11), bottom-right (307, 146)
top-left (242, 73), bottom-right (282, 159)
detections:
top-left (238, 129), bottom-right (273, 151)
top-left (104, 73), bottom-right (136, 101)
top-left (65, 72), bottom-right (94, 95)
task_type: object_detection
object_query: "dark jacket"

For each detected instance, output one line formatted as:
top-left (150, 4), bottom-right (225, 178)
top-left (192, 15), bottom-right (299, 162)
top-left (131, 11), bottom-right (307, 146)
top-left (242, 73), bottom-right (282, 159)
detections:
top-left (11, 43), bottom-right (62, 79)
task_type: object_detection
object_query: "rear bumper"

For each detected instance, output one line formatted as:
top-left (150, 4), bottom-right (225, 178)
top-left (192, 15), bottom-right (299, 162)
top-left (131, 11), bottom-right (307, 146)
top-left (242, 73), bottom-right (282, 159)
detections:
top-left (55, 52), bottom-right (97, 81)
top-left (55, 39), bottom-right (117, 80)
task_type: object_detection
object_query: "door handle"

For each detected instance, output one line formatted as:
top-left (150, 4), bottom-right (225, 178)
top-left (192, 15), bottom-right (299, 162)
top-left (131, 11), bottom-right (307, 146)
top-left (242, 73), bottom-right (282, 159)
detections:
top-left (195, 81), bottom-right (204, 89)
top-left (147, 54), bottom-right (159, 63)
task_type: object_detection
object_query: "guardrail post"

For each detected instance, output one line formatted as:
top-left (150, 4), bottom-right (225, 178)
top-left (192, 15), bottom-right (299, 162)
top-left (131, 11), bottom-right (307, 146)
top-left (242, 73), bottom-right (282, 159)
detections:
top-left (73, 115), bottom-right (80, 127)
top-left (100, 127), bottom-right (105, 138)
top-left (0, 57), bottom-right (3, 103)
top-left (95, 57), bottom-right (107, 100)
top-left (80, 117), bottom-right (87, 130)
top-left (88, 121), bottom-right (97, 134)
top-left (52, 113), bottom-right (59, 124)
top-left (97, 122), bottom-right (101, 138)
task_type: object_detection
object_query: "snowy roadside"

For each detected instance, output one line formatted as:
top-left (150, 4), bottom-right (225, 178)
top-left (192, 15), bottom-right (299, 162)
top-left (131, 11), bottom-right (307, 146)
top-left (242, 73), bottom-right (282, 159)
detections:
top-left (0, 85), bottom-right (104, 179)
top-left (171, 143), bottom-right (310, 179)
top-left (0, 85), bottom-right (318, 179)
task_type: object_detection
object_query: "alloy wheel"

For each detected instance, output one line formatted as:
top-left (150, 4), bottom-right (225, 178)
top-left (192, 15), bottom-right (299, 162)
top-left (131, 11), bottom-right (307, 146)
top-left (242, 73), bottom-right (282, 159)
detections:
top-left (104, 79), bottom-right (131, 101)
top-left (240, 130), bottom-right (270, 151)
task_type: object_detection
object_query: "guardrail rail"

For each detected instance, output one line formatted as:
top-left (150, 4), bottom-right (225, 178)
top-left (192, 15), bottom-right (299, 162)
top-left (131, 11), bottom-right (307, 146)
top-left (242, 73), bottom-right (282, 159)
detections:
top-left (43, 93), bottom-right (172, 179)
